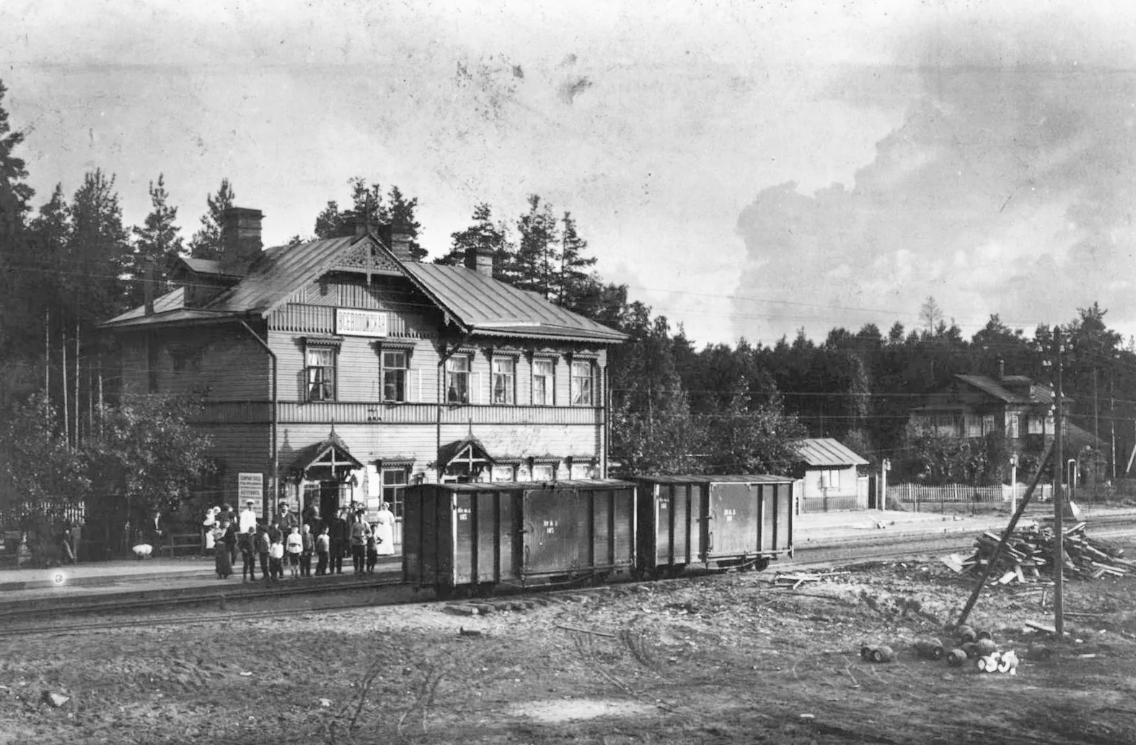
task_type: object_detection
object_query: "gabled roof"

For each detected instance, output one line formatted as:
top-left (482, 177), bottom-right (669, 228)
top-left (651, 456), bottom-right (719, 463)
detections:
top-left (290, 429), bottom-right (364, 477)
top-left (438, 436), bottom-right (495, 468)
top-left (101, 232), bottom-right (625, 344)
top-left (955, 374), bottom-right (1054, 406)
top-left (795, 438), bottom-right (869, 468)
top-left (404, 263), bottom-right (626, 343)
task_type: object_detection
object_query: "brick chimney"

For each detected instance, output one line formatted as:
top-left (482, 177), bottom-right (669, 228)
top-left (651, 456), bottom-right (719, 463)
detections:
top-left (338, 210), bottom-right (376, 239)
top-left (389, 217), bottom-right (414, 262)
top-left (464, 241), bottom-right (494, 278)
top-left (220, 207), bottom-right (264, 273)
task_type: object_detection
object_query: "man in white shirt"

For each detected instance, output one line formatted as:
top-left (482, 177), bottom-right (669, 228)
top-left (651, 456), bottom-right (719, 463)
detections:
top-left (239, 500), bottom-right (258, 534)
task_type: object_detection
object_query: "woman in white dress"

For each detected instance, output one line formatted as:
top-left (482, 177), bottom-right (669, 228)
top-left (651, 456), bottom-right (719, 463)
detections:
top-left (375, 502), bottom-right (396, 555)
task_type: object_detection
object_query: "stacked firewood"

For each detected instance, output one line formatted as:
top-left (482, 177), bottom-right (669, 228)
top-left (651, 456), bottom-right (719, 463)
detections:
top-left (942, 522), bottom-right (1133, 583)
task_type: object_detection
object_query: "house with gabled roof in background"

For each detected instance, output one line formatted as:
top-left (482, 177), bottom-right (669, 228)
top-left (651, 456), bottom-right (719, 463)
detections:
top-left (99, 207), bottom-right (625, 551)
top-left (907, 366), bottom-right (1104, 486)
top-left (792, 438), bottom-right (870, 513)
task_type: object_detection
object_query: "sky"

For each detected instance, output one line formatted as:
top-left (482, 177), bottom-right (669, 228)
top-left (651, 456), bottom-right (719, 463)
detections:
top-left (3, 0), bottom-right (1136, 348)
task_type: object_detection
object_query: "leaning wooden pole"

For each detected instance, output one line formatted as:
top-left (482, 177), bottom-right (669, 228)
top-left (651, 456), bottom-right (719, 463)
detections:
top-left (956, 441), bottom-right (1054, 628)
top-left (61, 328), bottom-right (69, 446)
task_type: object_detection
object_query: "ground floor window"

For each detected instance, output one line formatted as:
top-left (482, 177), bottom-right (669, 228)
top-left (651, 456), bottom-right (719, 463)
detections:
top-left (491, 464), bottom-right (516, 482)
top-left (818, 469), bottom-right (841, 490)
top-left (569, 462), bottom-right (593, 479)
top-left (532, 463), bottom-right (556, 481)
top-left (382, 468), bottom-right (408, 519)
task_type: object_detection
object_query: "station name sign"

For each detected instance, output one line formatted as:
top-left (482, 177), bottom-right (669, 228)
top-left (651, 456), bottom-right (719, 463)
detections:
top-left (336, 308), bottom-right (389, 337)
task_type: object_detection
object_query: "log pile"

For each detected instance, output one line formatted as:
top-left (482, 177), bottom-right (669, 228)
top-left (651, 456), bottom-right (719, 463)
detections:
top-left (943, 522), bottom-right (1134, 583)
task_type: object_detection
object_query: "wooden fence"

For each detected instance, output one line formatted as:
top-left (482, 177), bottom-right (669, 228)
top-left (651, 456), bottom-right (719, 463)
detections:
top-left (0, 500), bottom-right (86, 532)
top-left (887, 483), bottom-right (1054, 512)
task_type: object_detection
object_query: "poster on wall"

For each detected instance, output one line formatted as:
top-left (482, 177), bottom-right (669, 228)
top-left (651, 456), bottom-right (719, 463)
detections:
top-left (238, 473), bottom-right (263, 506)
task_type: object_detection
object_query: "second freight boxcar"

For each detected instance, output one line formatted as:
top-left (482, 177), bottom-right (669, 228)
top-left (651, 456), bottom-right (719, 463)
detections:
top-left (633, 474), bottom-right (794, 578)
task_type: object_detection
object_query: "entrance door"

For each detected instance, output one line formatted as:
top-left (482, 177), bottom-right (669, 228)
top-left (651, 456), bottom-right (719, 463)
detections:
top-left (319, 481), bottom-right (340, 523)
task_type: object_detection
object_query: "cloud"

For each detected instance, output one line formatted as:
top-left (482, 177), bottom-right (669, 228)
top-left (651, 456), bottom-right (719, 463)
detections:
top-left (732, 8), bottom-right (1136, 343)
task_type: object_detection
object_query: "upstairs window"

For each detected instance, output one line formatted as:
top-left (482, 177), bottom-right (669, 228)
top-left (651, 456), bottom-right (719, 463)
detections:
top-left (382, 350), bottom-right (408, 402)
top-left (492, 357), bottom-right (515, 405)
top-left (532, 358), bottom-right (554, 405)
top-left (571, 360), bottom-right (594, 406)
top-left (446, 355), bottom-right (470, 404)
top-left (306, 347), bottom-right (337, 401)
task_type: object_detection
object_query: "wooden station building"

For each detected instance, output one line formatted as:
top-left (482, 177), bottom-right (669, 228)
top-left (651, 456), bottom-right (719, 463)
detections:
top-left (99, 208), bottom-right (625, 549)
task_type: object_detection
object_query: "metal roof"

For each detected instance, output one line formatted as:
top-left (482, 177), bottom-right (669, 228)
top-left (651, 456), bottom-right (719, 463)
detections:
top-left (101, 287), bottom-right (241, 329)
top-left (633, 474), bottom-right (795, 485)
top-left (955, 374), bottom-right (1055, 405)
top-left (101, 234), bottom-right (625, 344)
top-left (410, 479), bottom-right (635, 492)
top-left (795, 438), bottom-right (869, 467)
top-left (404, 263), bottom-right (626, 343)
top-left (209, 238), bottom-right (355, 315)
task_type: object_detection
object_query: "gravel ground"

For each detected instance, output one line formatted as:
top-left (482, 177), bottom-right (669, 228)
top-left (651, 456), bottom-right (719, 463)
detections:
top-left (3, 546), bottom-right (1136, 744)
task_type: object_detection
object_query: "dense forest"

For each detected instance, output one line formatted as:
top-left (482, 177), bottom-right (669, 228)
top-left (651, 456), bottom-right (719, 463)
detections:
top-left (3, 76), bottom-right (1136, 517)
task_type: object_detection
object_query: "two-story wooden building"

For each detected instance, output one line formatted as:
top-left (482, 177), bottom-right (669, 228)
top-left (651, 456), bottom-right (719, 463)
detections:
top-left (908, 367), bottom-right (1103, 469)
top-left (99, 208), bottom-right (625, 547)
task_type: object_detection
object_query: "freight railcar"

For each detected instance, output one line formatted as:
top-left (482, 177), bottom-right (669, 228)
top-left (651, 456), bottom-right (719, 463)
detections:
top-left (633, 475), bottom-right (794, 578)
top-left (402, 480), bottom-right (636, 599)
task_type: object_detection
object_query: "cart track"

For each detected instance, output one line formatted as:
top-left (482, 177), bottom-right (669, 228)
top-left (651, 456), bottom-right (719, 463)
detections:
top-left (0, 517), bottom-right (1132, 638)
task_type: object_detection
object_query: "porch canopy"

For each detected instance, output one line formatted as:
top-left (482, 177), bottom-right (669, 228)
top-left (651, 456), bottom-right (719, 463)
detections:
top-left (291, 429), bottom-right (364, 482)
top-left (438, 436), bottom-right (495, 477)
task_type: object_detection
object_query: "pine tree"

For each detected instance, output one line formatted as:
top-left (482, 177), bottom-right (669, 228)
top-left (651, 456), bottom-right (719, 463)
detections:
top-left (126, 174), bottom-right (183, 307)
top-left (313, 200), bottom-right (343, 239)
top-left (387, 185), bottom-right (427, 261)
top-left (514, 194), bottom-right (559, 298)
top-left (556, 211), bottom-right (599, 312)
top-left (0, 79), bottom-right (37, 354)
top-left (0, 79), bottom-right (33, 232)
top-left (438, 203), bottom-right (516, 279)
top-left (188, 178), bottom-right (235, 260)
top-left (66, 169), bottom-right (131, 327)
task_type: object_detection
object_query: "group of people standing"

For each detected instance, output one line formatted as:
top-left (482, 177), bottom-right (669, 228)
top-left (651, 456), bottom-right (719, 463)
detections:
top-left (203, 499), bottom-right (396, 582)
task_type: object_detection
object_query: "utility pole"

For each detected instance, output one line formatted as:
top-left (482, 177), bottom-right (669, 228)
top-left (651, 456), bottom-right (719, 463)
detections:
top-left (1053, 327), bottom-right (1065, 638)
top-left (1111, 377), bottom-right (1116, 482)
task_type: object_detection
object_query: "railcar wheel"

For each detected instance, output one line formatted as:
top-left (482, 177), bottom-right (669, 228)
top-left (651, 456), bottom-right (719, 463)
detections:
top-left (434, 583), bottom-right (454, 601)
top-left (754, 557), bottom-right (771, 572)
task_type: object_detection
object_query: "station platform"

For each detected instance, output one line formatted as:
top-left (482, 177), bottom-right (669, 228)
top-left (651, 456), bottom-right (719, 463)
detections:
top-left (0, 505), bottom-right (1131, 611)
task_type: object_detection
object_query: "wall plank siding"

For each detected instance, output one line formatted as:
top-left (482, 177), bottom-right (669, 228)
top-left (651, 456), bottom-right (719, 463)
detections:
top-left (117, 325), bottom-right (270, 401)
top-left (115, 271), bottom-right (614, 497)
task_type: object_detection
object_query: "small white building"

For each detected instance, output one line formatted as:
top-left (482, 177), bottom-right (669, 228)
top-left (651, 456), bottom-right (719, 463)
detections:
top-left (794, 438), bottom-right (869, 513)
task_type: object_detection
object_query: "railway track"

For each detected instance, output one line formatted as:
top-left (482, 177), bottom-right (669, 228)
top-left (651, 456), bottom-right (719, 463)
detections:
top-left (1, 514), bottom-right (1133, 639)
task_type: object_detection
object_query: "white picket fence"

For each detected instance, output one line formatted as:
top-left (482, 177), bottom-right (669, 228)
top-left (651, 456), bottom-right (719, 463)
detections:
top-left (887, 483), bottom-right (1054, 510)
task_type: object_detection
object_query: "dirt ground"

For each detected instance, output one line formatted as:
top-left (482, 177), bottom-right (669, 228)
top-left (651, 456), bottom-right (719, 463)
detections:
top-left (3, 546), bottom-right (1136, 745)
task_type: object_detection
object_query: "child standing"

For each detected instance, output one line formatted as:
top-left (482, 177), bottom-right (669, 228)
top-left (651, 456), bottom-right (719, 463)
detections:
top-left (300, 524), bottom-right (314, 578)
top-left (286, 526), bottom-right (302, 578)
top-left (315, 526), bottom-right (330, 576)
top-left (269, 535), bottom-right (285, 583)
top-left (239, 526), bottom-right (257, 582)
top-left (365, 525), bottom-right (378, 574)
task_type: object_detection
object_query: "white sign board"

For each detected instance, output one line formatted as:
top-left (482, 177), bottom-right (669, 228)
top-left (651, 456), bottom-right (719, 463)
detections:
top-left (336, 308), bottom-right (388, 337)
top-left (238, 472), bottom-right (263, 502)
